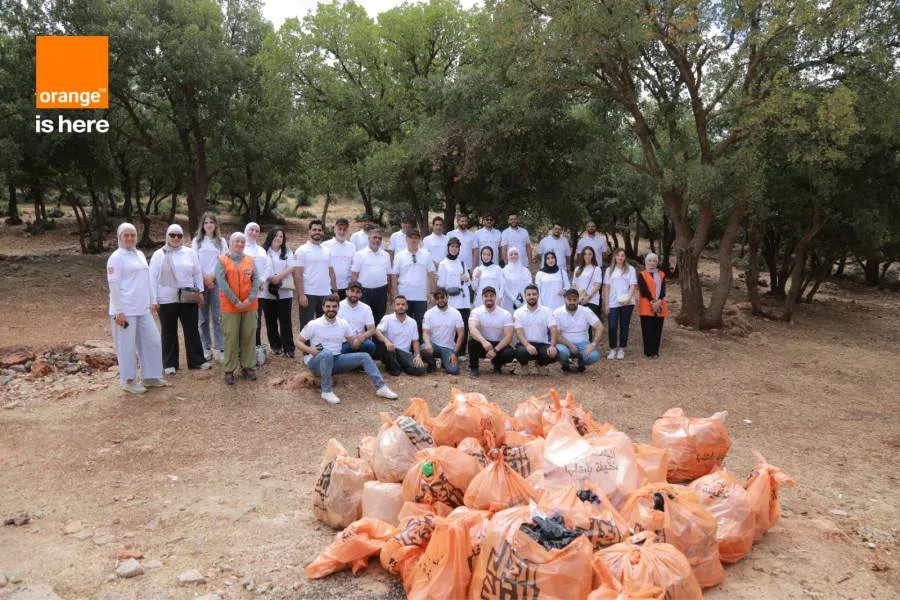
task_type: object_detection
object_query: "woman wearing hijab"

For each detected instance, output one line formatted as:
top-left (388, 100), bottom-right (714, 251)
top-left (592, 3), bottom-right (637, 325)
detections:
top-left (192, 212), bottom-right (228, 363)
top-left (501, 247), bottom-right (533, 313)
top-left (243, 222), bottom-right (270, 348)
top-left (534, 251), bottom-right (569, 310)
top-left (574, 246), bottom-right (603, 321)
top-left (260, 227), bottom-right (297, 358)
top-left (107, 223), bottom-right (165, 394)
top-left (472, 246), bottom-right (504, 308)
top-left (149, 224), bottom-right (209, 374)
top-left (603, 248), bottom-right (638, 360)
top-left (637, 252), bottom-right (668, 358)
top-left (437, 237), bottom-right (472, 355)
top-left (216, 232), bottom-right (261, 384)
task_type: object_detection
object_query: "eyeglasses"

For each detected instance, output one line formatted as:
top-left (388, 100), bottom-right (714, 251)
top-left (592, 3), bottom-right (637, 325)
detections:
top-left (411, 254), bottom-right (417, 264)
top-left (168, 233), bottom-right (183, 238)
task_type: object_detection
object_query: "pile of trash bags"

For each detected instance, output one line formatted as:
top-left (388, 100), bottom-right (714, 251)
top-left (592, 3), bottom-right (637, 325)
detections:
top-left (307, 388), bottom-right (795, 599)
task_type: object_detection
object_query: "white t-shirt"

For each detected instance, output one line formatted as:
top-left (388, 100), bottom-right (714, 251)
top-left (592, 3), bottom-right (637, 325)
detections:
top-left (338, 299), bottom-right (375, 335)
top-left (422, 233), bottom-right (448, 265)
top-left (469, 305), bottom-right (513, 342)
top-left (300, 316), bottom-right (353, 354)
top-left (377, 313), bottom-right (419, 352)
top-left (193, 236), bottom-right (228, 276)
top-left (472, 264), bottom-right (504, 307)
top-left (244, 241), bottom-right (270, 288)
top-left (574, 265), bottom-right (603, 305)
top-left (260, 247), bottom-right (297, 300)
top-left (392, 248), bottom-right (435, 301)
top-left (576, 234), bottom-right (609, 265)
top-left (323, 238), bottom-right (356, 290)
top-left (423, 305), bottom-right (464, 349)
top-left (437, 259), bottom-right (471, 310)
top-left (605, 265), bottom-right (638, 308)
top-left (500, 227), bottom-right (531, 262)
top-left (449, 228), bottom-right (476, 270)
top-left (351, 248), bottom-right (392, 289)
top-left (107, 248), bottom-right (152, 316)
top-left (553, 305), bottom-right (600, 344)
top-left (513, 305), bottom-right (557, 344)
top-left (295, 241), bottom-right (332, 296)
top-left (535, 269), bottom-right (571, 310)
top-left (539, 235), bottom-right (572, 272)
top-left (149, 246), bottom-right (204, 304)
top-left (389, 231), bottom-right (408, 254)
top-left (350, 229), bottom-right (370, 251)
top-left (474, 228), bottom-right (501, 263)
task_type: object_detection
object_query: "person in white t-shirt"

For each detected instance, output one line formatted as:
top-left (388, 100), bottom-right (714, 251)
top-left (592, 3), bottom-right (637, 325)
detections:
top-left (473, 215), bottom-right (501, 268)
top-left (421, 288), bottom-right (465, 375)
top-left (535, 251), bottom-right (570, 310)
top-left (149, 223), bottom-right (210, 374)
top-left (513, 284), bottom-right (559, 375)
top-left (390, 230), bottom-right (435, 339)
top-left (500, 213), bottom-right (531, 268)
top-left (107, 223), bottom-right (164, 394)
top-left (374, 296), bottom-right (427, 376)
top-left (350, 214), bottom-right (376, 250)
top-left (243, 222), bottom-right (271, 348)
top-left (297, 295), bottom-right (397, 405)
top-left (260, 227), bottom-right (297, 358)
top-left (350, 228), bottom-right (392, 324)
top-left (574, 246), bottom-right (604, 322)
top-left (554, 288), bottom-right (604, 372)
top-left (422, 216), bottom-right (448, 268)
top-left (450, 214), bottom-right (476, 271)
top-left (538, 222), bottom-right (573, 273)
top-left (438, 237), bottom-right (472, 357)
top-left (576, 221), bottom-right (609, 267)
top-left (603, 248), bottom-right (638, 360)
top-left (467, 286), bottom-right (515, 377)
top-left (472, 246), bottom-right (504, 308)
top-left (323, 217), bottom-right (356, 299)
top-left (296, 219), bottom-right (334, 332)
top-left (337, 280), bottom-right (377, 357)
top-left (501, 247), bottom-right (532, 313)
top-left (192, 212), bottom-right (227, 362)
top-left (389, 216), bottom-right (413, 258)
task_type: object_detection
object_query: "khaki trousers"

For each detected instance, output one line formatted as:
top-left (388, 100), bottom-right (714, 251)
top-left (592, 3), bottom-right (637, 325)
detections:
top-left (221, 311), bottom-right (257, 373)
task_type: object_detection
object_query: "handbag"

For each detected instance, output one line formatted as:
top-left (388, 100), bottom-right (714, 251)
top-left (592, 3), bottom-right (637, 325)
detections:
top-left (279, 274), bottom-right (295, 290)
top-left (267, 281), bottom-right (282, 297)
top-left (446, 286), bottom-right (463, 297)
top-left (178, 287), bottom-right (202, 304)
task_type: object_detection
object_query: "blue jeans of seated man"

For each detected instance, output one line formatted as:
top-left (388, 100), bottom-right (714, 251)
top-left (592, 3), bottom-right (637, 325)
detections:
top-left (306, 350), bottom-right (385, 393)
top-left (341, 339), bottom-right (377, 357)
top-left (422, 343), bottom-right (461, 375)
top-left (555, 340), bottom-right (601, 370)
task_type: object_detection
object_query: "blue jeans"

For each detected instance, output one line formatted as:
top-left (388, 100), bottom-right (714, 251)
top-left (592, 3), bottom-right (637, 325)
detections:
top-left (306, 350), bottom-right (385, 394)
top-left (422, 343), bottom-right (461, 375)
top-left (341, 339), bottom-right (377, 357)
top-left (608, 304), bottom-right (634, 348)
top-left (198, 285), bottom-right (224, 352)
top-left (556, 341), bottom-right (601, 370)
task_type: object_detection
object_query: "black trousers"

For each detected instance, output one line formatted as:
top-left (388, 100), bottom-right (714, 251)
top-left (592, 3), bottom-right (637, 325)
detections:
top-left (467, 338), bottom-right (515, 372)
top-left (262, 297), bottom-right (295, 353)
top-left (362, 285), bottom-right (389, 325)
top-left (640, 316), bottom-right (665, 356)
top-left (407, 300), bottom-right (427, 341)
top-left (299, 294), bottom-right (327, 330)
top-left (515, 342), bottom-right (555, 366)
top-left (586, 302), bottom-right (603, 323)
top-left (376, 342), bottom-right (426, 376)
top-left (158, 302), bottom-right (205, 369)
top-left (456, 308), bottom-right (471, 357)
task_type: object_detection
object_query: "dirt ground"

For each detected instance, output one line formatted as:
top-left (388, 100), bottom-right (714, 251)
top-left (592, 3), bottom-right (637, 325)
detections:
top-left (0, 201), bottom-right (898, 599)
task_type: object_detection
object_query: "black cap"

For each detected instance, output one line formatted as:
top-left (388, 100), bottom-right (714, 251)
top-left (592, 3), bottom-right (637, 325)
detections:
top-left (564, 288), bottom-right (580, 298)
top-left (482, 286), bottom-right (497, 296)
top-left (347, 280), bottom-right (363, 290)
top-left (335, 217), bottom-right (349, 226)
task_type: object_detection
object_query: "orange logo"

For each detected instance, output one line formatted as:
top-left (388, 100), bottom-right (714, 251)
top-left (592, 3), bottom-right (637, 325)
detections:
top-left (36, 36), bottom-right (108, 109)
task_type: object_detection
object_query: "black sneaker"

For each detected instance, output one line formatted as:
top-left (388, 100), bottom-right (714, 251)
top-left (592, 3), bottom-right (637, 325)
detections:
top-left (285, 351), bottom-right (295, 358)
top-left (271, 348), bottom-right (283, 356)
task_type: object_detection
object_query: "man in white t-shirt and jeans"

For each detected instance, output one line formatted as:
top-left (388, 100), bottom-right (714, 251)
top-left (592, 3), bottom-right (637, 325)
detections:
top-left (539, 222), bottom-right (573, 273)
top-left (391, 229), bottom-right (435, 340)
top-left (421, 288), bottom-right (465, 375)
top-left (323, 217), bottom-right (356, 300)
top-left (554, 288), bottom-right (604, 372)
top-left (337, 280), bottom-right (377, 357)
top-left (296, 219), bottom-right (333, 329)
top-left (467, 286), bottom-right (515, 377)
top-left (576, 220), bottom-right (609, 267)
top-left (389, 216), bottom-right (413, 258)
top-left (450, 214), bottom-right (476, 272)
top-left (500, 213), bottom-right (532, 268)
top-left (422, 216), bottom-right (448, 269)
top-left (297, 295), bottom-right (398, 404)
top-left (375, 295), bottom-right (427, 376)
top-left (473, 215), bottom-right (502, 268)
top-left (350, 229), bottom-right (392, 324)
top-left (514, 284), bottom-right (559, 375)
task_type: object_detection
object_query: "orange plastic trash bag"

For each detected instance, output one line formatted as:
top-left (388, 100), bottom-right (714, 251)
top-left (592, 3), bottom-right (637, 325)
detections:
top-left (633, 444), bottom-right (668, 485)
top-left (689, 469), bottom-right (755, 563)
top-left (458, 437), bottom-right (488, 467)
top-left (620, 483), bottom-right (724, 588)
top-left (468, 504), bottom-right (594, 600)
top-left (305, 517), bottom-right (394, 579)
top-left (432, 388), bottom-right (507, 448)
top-left (407, 510), bottom-right (485, 600)
top-left (514, 393), bottom-right (549, 436)
top-left (312, 439), bottom-right (375, 529)
top-left (404, 397), bottom-right (434, 430)
top-left (651, 408), bottom-right (730, 482)
top-left (380, 504), bottom-right (438, 589)
top-left (541, 389), bottom-right (605, 435)
top-left (594, 531), bottom-right (702, 600)
top-left (372, 412), bottom-right (435, 483)
top-left (501, 431), bottom-right (545, 478)
top-left (357, 435), bottom-right (376, 470)
top-left (589, 557), bottom-right (665, 600)
top-left (538, 481), bottom-right (630, 549)
top-left (361, 481), bottom-right (405, 526)
top-left (744, 449), bottom-right (796, 540)
top-left (464, 450), bottom-right (540, 510)
top-left (543, 421), bottom-right (642, 509)
top-left (402, 446), bottom-right (483, 512)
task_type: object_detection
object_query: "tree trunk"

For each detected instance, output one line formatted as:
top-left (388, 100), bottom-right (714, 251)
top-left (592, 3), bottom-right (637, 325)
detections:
top-left (321, 192), bottom-right (332, 223)
top-left (357, 177), bottom-right (374, 219)
top-left (168, 190), bottom-right (178, 224)
top-left (863, 258), bottom-right (880, 286)
top-left (442, 199), bottom-right (456, 230)
top-left (5, 181), bottom-right (22, 225)
top-left (67, 193), bottom-right (89, 254)
top-left (835, 254), bottom-right (846, 276)
top-left (661, 212), bottom-right (675, 276)
top-left (745, 220), bottom-right (767, 316)
top-left (805, 278), bottom-right (824, 303)
top-left (32, 184), bottom-right (47, 222)
top-left (623, 217), bottom-right (636, 258)
top-left (85, 174), bottom-right (105, 254)
top-left (107, 190), bottom-right (118, 217)
top-left (705, 198), bottom-right (747, 328)
top-left (121, 178), bottom-right (133, 221)
top-left (879, 260), bottom-right (893, 283)
top-left (780, 207), bottom-right (824, 321)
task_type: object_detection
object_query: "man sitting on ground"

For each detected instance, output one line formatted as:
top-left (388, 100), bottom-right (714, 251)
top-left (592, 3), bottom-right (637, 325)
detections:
top-left (514, 284), bottom-right (559, 375)
top-left (554, 288), bottom-right (604, 372)
top-left (297, 295), bottom-right (398, 405)
top-left (337, 280), bottom-right (377, 357)
top-left (467, 286), bottom-right (515, 377)
top-left (421, 288), bottom-right (465, 375)
top-left (375, 295), bottom-right (427, 376)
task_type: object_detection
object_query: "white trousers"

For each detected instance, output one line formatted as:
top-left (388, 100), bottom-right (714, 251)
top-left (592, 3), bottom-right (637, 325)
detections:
top-left (111, 314), bottom-right (163, 384)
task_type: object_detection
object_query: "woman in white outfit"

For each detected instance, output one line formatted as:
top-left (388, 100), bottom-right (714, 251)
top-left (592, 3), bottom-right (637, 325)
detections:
top-left (192, 212), bottom-right (227, 362)
top-left (260, 227), bottom-right (297, 358)
top-left (574, 246), bottom-right (604, 322)
top-left (243, 222), bottom-right (270, 348)
top-left (603, 248), bottom-right (638, 360)
top-left (107, 223), bottom-right (164, 394)
top-left (472, 246), bottom-right (504, 308)
top-left (501, 247), bottom-right (532, 313)
top-left (437, 237), bottom-right (472, 356)
top-left (149, 224), bottom-right (210, 374)
top-left (535, 251), bottom-right (569, 310)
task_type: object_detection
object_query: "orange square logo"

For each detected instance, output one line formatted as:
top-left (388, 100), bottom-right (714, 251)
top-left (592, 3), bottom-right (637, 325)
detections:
top-left (36, 36), bottom-right (108, 109)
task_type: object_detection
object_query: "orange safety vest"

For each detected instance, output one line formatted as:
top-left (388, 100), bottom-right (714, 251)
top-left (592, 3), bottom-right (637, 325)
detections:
top-left (638, 270), bottom-right (668, 317)
top-left (219, 255), bottom-right (258, 313)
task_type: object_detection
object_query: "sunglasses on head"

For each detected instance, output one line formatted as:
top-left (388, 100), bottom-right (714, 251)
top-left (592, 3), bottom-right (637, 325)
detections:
top-left (168, 233), bottom-right (183, 238)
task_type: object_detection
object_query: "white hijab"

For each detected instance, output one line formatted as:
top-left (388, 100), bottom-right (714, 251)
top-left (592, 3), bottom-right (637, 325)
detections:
top-left (159, 224), bottom-right (184, 287)
top-left (244, 222), bottom-right (260, 247)
top-left (644, 252), bottom-right (662, 299)
top-left (117, 223), bottom-right (138, 253)
top-left (502, 248), bottom-right (532, 299)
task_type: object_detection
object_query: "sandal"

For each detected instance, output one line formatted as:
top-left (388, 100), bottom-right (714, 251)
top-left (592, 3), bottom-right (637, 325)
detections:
top-left (242, 368), bottom-right (257, 381)
top-left (224, 372), bottom-right (235, 385)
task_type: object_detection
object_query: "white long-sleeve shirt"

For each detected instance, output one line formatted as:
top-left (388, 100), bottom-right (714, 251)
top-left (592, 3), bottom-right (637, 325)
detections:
top-left (149, 246), bottom-right (204, 304)
top-left (193, 236), bottom-right (228, 276)
top-left (107, 248), bottom-right (154, 316)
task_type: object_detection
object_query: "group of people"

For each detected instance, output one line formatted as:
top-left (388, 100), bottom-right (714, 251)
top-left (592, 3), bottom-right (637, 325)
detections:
top-left (106, 212), bottom-right (668, 404)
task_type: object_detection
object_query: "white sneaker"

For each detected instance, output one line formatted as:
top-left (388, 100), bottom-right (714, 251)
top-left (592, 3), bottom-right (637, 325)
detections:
top-left (375, 386), bottom-right (398, 400)
top-left (199, 362), bottom-right (212, 370)
top-left (142, 378), bottom-right (168, 388)
top-left (214, 350), bottom-right (224, 363)
top-left (616, 348), bottom-right (625, 360)
top-left (607, 349), bottom-right (618, 360)
top-left (203, 350), bottom-right (213, 362)
top-left (164, 367), bottom-right (176, 376)
top-left (321, 391), bottom-right (341, 405)
top-left (122, 382), bottom-right (147, 394)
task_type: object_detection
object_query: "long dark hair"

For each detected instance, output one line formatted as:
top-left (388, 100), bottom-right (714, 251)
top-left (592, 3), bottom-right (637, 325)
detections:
top-left (263, 227), bottom-right (288, 260)
top-left (193, 212), bottom-right (224, 248)
top-left (575, 246), bottom-right (598, 278)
